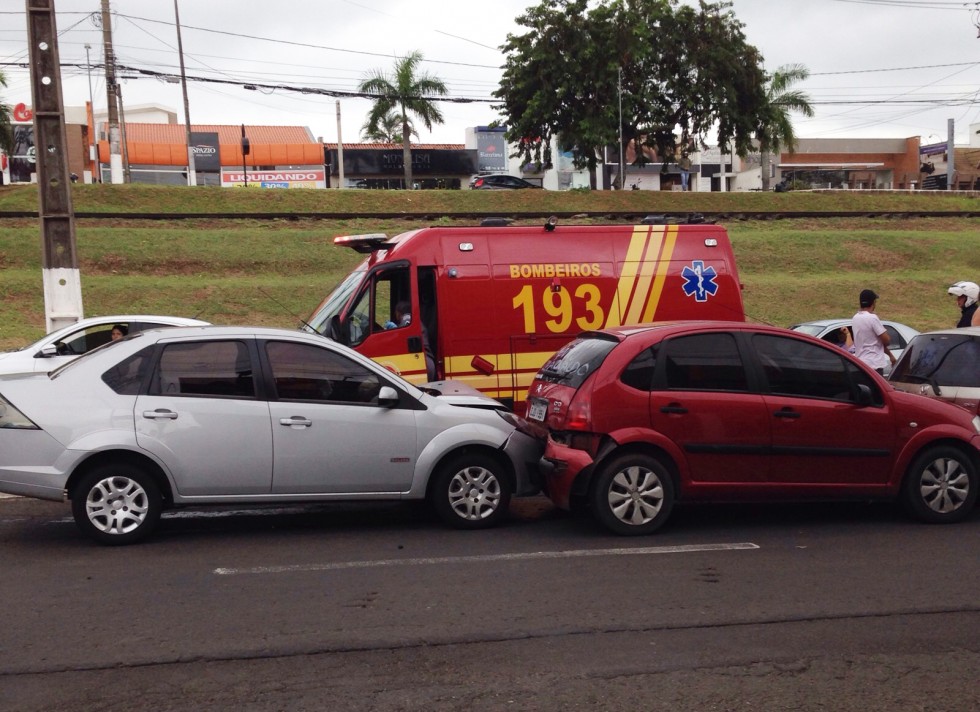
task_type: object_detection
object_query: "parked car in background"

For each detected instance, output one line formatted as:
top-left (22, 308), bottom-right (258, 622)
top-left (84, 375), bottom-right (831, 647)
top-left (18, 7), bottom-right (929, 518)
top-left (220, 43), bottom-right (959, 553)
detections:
top-left (0, 315), bottom-right (210, 377)
top-left (469, 173), bottom-right (542, 190)
top-left (0, 326), bottom-right (542, 545)
top-left (790, 318), bottom-right (918, 374)
top-left (528, 322), bottom-right (980, 536)
top-left (889, 327), bottom-right (980, 416)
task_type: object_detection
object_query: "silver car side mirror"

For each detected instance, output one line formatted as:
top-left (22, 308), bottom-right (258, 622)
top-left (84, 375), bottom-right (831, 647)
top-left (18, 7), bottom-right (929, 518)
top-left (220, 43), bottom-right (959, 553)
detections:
top-left (378, 385), bottom-right (399, 407)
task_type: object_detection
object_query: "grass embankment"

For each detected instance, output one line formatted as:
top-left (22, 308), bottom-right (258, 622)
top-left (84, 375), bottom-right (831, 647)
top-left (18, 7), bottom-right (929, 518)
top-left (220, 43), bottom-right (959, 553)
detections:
top-left (2, 182), bottom-right (980, 214)
top-left (1, 184), bottom-right (978, 350)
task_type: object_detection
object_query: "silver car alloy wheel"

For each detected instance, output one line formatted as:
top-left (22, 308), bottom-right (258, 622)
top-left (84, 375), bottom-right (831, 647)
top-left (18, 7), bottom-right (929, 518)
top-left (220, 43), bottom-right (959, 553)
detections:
top-left (608, 465), bottom-right (665, 526)
top-left (85, 475), bottom-right (151, 535)
top-left (447, 465), bottom-right (502, 521)
top-left (919, 456), bottom-right (971, 514)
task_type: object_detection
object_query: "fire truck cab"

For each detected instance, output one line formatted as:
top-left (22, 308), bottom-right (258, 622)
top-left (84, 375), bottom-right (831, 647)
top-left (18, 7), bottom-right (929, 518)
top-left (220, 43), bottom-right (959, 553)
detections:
top-left (304, 219), bottom-right (746, 414)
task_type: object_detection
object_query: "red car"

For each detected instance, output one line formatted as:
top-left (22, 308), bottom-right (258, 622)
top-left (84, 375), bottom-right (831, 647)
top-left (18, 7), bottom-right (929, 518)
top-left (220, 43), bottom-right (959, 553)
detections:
top-left (527, 322), bottom-right (980, 535)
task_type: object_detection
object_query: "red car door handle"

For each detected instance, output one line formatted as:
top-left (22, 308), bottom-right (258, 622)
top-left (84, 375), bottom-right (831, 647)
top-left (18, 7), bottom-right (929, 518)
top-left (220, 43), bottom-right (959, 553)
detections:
top-left (660, 404), bottom-right (688, 414)
top-left (773, 409), bottom-right (801, 419)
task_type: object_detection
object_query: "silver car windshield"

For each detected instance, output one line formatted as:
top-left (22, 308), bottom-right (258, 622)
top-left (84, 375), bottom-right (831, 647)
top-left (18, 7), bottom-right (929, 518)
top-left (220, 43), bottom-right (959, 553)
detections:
top-left (791, 324), bottom-right (826, 337)
top-left (303, 268), bottom-right (366, 335)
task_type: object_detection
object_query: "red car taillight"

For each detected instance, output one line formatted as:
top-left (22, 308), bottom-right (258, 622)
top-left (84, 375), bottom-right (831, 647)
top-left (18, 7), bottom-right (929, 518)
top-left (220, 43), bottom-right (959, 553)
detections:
top-left (473, 178), bottom-right (484, 188)
top-left (564, 398), bottom-right (592, 431)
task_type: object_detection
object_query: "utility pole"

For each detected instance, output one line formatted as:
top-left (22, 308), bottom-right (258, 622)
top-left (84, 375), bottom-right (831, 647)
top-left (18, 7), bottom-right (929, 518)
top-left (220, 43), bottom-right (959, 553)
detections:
top-left (25, 0), bottom-right (84, 331)
top-left (240, 124), bottom-right (249, 187)
top-left (174, 0), bottom-right (196, 186)
top-left (116, 80), bottom-right (131, 183)
top-left (336, 100), bottom-right (345, 189)
top-left (617, 67), bottom-right (625, 191)
top-left (100, 0), bottom-right (123, 184)
top-left (947, 118), bottom-right (955, 191)
top-left (84, 43), bottom-right (98, 183)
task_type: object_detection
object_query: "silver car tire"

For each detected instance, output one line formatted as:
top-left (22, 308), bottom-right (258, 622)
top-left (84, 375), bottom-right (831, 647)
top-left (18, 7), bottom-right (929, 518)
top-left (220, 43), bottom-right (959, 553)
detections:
top-left (592, 453), bottom-right (675, 536)
top-left (902, 447), bottom-right (978, 524)
top-left (430, 453), bottom-right (511, 530)
top-left (71, 464), bottom-right (163, 545)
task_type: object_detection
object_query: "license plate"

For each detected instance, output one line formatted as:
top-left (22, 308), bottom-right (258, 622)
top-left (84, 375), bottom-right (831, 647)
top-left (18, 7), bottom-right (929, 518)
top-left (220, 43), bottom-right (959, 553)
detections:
top-left (528, 397), bottom-right (548, 421)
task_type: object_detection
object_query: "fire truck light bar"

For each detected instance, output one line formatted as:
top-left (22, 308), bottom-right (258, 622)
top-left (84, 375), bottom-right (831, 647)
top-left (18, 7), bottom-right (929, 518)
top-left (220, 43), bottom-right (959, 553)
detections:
top-left (334, 233), bottom-right (391, 253)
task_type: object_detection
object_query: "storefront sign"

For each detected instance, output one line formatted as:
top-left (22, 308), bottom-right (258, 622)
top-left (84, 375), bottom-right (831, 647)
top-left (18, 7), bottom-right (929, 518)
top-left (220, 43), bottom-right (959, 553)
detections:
top-left (220, 169), bottom-right (326, 188)
top-left (13, 103), bottom-right (33, 122)
top-left (190, 132), bottom-right (220, 171)
top-left (476, 128), bottom-right (507, 172)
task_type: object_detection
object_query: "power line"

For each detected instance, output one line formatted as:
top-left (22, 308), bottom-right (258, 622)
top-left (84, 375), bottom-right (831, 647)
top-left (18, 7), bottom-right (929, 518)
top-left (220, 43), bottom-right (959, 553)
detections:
top-left (111, 12), bottom-right (502, 70)
top-left (827, 0), bottom-right (973, 8)
top-left (811, 61), bottom-right (980, 76)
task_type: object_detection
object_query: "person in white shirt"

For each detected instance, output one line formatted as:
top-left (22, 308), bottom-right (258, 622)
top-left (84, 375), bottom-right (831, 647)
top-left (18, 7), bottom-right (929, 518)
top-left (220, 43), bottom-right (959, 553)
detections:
top-left (851, 289), bottom-right (896, 375)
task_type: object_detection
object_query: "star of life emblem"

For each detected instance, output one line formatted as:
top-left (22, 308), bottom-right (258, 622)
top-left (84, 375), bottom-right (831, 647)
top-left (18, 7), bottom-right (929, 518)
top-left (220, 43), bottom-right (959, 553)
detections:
top-left (681, 260), bottom-right (719, 302)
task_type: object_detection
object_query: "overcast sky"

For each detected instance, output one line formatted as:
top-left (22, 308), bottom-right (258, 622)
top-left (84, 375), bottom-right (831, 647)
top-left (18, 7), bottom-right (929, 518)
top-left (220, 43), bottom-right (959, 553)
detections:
top-left (2, 0), bottom-right (979, 148)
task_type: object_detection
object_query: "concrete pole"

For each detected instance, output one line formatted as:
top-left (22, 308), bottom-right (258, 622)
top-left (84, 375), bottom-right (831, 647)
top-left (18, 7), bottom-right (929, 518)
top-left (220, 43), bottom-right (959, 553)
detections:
top-left (100, 0), bottom-right (123, 184)
top-left (174, 0), bottom-right (197, 186)
top-left (25, 0), bottom-right (84, 330)
top-left (116, 80), bottom-right (130, 183)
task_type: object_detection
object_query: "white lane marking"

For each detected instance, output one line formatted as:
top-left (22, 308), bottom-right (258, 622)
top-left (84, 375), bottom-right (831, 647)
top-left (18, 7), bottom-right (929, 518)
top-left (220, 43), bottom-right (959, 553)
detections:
top-left (214, 542), bottom-right (759, 576)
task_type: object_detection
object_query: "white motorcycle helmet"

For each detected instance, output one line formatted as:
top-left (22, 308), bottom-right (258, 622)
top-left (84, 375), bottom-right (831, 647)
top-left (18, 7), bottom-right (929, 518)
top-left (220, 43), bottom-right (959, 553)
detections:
top-left (948, 281), bottom-right (980, 307)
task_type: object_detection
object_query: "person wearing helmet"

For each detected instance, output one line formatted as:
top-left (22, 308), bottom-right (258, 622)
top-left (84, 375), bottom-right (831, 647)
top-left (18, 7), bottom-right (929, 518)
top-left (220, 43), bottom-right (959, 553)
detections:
top-left (948, 281), bottom-right (980, 327)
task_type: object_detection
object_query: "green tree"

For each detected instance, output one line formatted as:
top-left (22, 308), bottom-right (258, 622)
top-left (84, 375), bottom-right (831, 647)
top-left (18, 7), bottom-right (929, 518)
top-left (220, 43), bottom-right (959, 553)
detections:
top-left (358, 51), bottom-right (448, 188)
top-left (360, 109), bottom-right (418, 144)
top-left (494, 0), bottom-right (770, 188)
top-left (0, 69), bottom-right (13, 155)
top-left (757, 63), bottom-right (814, 191)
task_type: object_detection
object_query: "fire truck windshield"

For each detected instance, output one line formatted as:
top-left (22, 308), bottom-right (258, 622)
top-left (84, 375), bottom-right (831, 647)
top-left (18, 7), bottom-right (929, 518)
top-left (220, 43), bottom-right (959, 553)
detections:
top-left (303, 268), bottom-right (366, 335)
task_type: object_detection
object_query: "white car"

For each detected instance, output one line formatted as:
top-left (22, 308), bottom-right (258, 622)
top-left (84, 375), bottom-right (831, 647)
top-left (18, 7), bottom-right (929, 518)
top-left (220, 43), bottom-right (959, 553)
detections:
top-left (0, 326), bottom-right (542, 545)
top-left (0, 315), bottom-right (210, 377)
top-left (790, 318), bottom-right (919, 374)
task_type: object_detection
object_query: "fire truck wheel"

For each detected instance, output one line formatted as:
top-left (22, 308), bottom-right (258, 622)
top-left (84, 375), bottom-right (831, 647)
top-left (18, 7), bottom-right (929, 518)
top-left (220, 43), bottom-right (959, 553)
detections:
top-left (430, 452), bottom-right (512, 529)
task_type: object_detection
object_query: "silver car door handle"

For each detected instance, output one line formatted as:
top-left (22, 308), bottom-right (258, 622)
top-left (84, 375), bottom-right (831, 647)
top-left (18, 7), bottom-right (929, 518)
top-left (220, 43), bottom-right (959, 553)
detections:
top-left (279, 416), bottom-right (313, 427)
top-left (143, 409), bottom-right (178, 420)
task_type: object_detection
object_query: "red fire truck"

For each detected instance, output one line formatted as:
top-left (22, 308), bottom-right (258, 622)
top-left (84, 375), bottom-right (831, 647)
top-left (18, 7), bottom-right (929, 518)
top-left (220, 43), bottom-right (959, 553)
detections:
top-left (305, 219), bottom-right (746, 413)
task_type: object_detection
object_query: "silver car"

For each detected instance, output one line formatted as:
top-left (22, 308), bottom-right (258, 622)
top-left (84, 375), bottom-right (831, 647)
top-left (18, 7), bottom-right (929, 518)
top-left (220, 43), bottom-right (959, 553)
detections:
top-left (0, 326), bottom-right (542, 545)
top-left (0, 315), bottom-right (210, 377)
top-left (790, 318), bottom-right (919, 374)
top-left (889, 327), bottom-right (980, 416)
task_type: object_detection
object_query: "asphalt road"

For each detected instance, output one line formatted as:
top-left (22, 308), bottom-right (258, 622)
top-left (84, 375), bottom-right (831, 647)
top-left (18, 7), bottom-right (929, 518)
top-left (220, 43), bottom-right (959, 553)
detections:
top-left (1, 495), bottom-right (977, 712)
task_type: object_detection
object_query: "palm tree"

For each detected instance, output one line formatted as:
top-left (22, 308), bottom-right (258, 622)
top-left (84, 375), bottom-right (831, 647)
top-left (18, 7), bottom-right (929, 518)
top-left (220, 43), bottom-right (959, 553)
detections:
top-left (0, 70), bottom-right (13, 155)
top-left (757, 64), bottom-right (814, 191)
top-left (360, 109), bottom-right (418, 144)
top-left (358, 51), bottom-right (448, 188)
